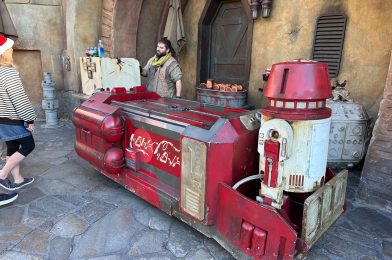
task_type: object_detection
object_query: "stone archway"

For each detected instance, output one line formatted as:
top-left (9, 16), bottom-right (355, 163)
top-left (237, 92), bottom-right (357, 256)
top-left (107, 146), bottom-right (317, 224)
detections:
top-left (100, 0), bottom-right (143, 58)
top-left (100, 0), bottom-right (189, 60)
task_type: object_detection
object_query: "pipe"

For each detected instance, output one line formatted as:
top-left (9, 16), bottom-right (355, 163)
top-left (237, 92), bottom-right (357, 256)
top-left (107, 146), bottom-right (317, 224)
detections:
top-left (233, 174), bottom-right (264, 190)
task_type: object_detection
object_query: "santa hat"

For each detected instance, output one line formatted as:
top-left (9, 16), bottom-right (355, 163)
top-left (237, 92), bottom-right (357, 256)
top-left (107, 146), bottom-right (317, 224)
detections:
top-left (0, 35), bottom-right (14, 55)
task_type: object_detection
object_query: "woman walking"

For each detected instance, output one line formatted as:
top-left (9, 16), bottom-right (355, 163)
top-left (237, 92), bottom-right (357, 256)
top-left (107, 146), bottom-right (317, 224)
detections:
top-left (0, 35), bottom-right (36, 191)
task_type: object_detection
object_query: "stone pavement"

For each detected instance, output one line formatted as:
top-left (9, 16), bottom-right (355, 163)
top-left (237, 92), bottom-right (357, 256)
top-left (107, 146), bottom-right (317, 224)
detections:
top-left (0, 121), bottom-right (390, 260)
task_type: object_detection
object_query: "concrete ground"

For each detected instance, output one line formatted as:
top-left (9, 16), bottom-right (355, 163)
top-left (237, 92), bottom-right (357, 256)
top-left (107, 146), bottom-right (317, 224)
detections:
top-left (0, 121), bottom-right (390, 260)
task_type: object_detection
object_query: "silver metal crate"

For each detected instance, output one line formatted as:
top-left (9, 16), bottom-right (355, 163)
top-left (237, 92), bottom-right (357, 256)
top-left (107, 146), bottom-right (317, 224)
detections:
top-left (327, 100), bottom-right (371, 168)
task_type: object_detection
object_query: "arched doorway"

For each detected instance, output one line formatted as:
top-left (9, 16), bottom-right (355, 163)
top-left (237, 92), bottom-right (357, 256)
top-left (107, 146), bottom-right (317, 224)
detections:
top-left (198, 0), bottom-right (253, 88)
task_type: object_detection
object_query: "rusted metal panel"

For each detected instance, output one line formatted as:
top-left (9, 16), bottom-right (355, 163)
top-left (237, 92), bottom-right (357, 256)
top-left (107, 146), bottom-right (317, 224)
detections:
top-left (302, 169), bottom-right (348, 247)
top-left (196, 87), bottom-right (247, 108)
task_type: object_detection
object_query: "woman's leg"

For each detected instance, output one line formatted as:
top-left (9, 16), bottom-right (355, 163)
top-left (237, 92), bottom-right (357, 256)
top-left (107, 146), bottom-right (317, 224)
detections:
top-left (0, 151), bottom-right (25, 180)
top-left (0, 136), bottom-right (35, 181)
top-left (7, 156), bottom-right (23, 183)
top-left (0, 140), bottom-right (21, 179)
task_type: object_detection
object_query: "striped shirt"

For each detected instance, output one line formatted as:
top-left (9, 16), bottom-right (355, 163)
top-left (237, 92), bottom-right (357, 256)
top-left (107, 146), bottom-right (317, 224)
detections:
top-left (0, 66), bottom-right (36, 123)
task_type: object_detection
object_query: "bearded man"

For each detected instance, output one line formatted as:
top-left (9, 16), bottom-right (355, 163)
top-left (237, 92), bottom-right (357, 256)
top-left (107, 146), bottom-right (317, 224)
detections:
top-left (141, 38), bottom-right (182, 98)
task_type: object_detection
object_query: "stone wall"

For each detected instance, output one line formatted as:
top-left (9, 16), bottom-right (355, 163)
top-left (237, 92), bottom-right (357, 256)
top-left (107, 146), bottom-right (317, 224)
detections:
top-left (62, 0), bottom-right (102, 116)
top-left (6, 0), bottom-right (65, 118)
top-left (178, 0), bottom-right (392, 120)
top-left (5, 0), bottom-right (101, 119)
top-left (357, 52), bottom-right (392, 211)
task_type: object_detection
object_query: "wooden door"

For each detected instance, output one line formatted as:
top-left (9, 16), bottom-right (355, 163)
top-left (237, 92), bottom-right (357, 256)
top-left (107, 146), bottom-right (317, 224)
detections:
top-left (209, 1), bottom-right (251, 87)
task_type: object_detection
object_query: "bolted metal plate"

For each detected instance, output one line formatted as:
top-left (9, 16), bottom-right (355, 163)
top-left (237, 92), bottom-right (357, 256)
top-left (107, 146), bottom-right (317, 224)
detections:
top-left (181, 137), bottom-right (207, 221)
top-left (302, 170), bottom-right (348, 247)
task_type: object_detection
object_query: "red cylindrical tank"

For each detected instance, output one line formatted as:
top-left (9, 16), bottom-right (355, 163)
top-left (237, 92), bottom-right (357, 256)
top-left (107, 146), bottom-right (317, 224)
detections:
top-left (73, 106), bottom-right (124, 143)
top-left (262, 60), bottom-right (332, 120)
top-left (101, 115), bottom-right (124, 143)
top-left (103, 147), bottom-right (124, 175)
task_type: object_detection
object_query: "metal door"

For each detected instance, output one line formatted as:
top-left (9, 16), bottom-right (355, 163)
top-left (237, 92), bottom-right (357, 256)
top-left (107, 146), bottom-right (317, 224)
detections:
top-left (210, 1), bottom-right (251, 87)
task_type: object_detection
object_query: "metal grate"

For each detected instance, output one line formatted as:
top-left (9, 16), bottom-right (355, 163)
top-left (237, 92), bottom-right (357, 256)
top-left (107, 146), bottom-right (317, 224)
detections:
top-left (312, 15), bottom-right (347, 78)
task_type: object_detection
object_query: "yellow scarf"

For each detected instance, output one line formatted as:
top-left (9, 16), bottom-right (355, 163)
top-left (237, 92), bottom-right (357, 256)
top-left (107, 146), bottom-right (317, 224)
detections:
top-left (151, 53), bottom-right (172, 68)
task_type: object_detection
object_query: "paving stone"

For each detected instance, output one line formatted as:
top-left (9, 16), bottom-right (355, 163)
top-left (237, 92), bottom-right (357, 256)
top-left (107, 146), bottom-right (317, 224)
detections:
top-left (134, 257), bottom-right (173, 260)
top-left (23, 218), bottom-right (54, 232)
top-left (74, 200), bottom-right (116, 224)
top-left (0, 225), bottom-right (32, 243)
top-left (47, 156), bottom-right (70, 166)
top-left (345, 186), bottom-right (357, 201)
top-left (86, 184), bottom-right (136, 207)
top-left (327, 225), bottom-right (380, 250)
top-left (88, 256), bottom-right (122, 260)
top-left (56, 171), bottom-right (106, 193)
top-left (20, 160), bottom-right (52, 178)
top-left (53, 194), bottom-right (92, 207)
top-left (0, 206), bottom-right (24, 227)
top-left (71, 208), bottom-right (144, 258)
top-left (316, 232), bottom-right (380, 259)
top-left (135, 206), bottom-right (166, 227)
top-left (48, 236), bottom-right (73, 260)
top-left (203, 238), bottom-right (234, 260)
top-left (128, 230), bottom-right (169, 256)
top-left (51, 213), bottom-right (89, 237)
top-left (382, 240), bottom-right (392, 257)
top-left (148, 213), bottom-right (174, 231)
top-left (185, 248), bottom-right (214, 260)
top-left (43, 160), bottom-right (97, 181)
top-left (0, 243), bottom-right (9, 254)
top-left (305, 247), bottom-right (341, 260)
top-left (16, 187), bottom-right (46, 205)
top-left (166, 221), bottom-right (203, 257)
top-left (0, 251), bottom-right (43, 260)
top-left (14, 230), bottom-right (50, 255)
top-left (33, 179), bottom-right (80, 196)
top-left (28, 196), bottom-right (76, 219)
top-left (345, 207), bottom-right (392, 239)
top-left (32, 150), bottom-right (71, 160)
top-left (38, 219), bottom-right (55, 231)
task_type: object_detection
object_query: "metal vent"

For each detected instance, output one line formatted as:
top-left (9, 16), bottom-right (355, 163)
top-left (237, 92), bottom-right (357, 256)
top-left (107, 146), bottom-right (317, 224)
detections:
top-left (312, 15), bottom-right (347, 78)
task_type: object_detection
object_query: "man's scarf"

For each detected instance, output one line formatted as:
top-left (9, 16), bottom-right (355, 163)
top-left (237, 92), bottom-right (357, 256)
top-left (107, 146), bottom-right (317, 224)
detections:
top-left (151, 53), bottom-right (172, 68)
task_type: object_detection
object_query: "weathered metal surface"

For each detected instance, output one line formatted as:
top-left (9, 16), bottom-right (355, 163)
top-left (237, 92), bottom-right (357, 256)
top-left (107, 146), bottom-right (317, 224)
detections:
top-left (181, 137), bottom-right (207, 221)
top-left (262, 61), bottom-right (332, 120)
top-left (327, 100), bottom-right (371, 167)
top-left (196, 87), bottom-right (248, 108)
top-left (216, 183), bottom-right (297, 259)
top-left (72, 80), bottom-right (345, 259)
top-left (302, 169), bottom-right (348, 248)
top-left (259, 61), bottom-right (333, 209)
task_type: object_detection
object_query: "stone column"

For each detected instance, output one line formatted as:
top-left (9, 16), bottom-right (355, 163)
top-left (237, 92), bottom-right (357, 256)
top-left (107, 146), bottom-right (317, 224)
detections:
top-left (357, 52), bottom-right (392, 210)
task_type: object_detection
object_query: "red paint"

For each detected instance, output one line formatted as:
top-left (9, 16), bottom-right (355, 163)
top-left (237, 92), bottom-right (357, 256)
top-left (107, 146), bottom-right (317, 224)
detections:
top-left (130, 128), bottom-right (181, 177)
top-left (263, 140), bottom-right (280, 188)
top-left (111, 87), bottom-right (127, 94)
top-left (264, 61), bottom-right (331, 100)
top-left (251, 228), bottom-right (267, 257)
top-left (240, 222), bottom-right (255, 252)
top-left (72, 85), bottom-right (345, 259)
top-left (262, 61), bottom-right (332, 120)
top-left (216, 183), bottom-right (297, 259)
